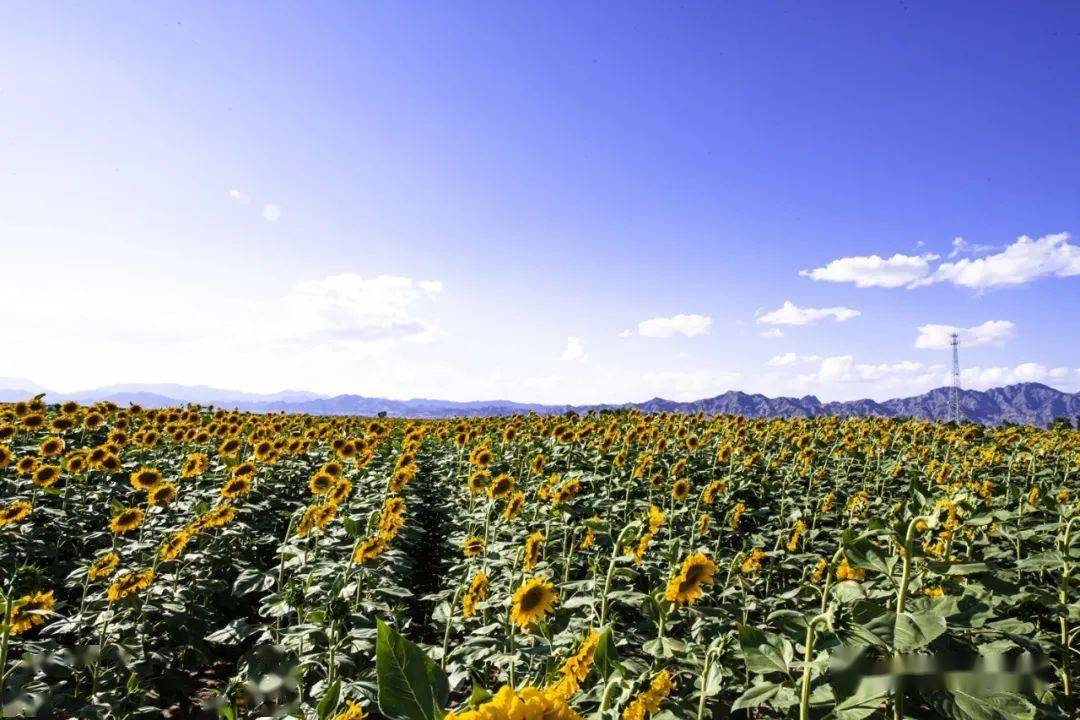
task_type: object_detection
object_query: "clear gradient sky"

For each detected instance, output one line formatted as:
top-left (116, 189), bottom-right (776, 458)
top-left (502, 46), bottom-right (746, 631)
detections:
top-left (2, 2), bottom-right (1079, 403)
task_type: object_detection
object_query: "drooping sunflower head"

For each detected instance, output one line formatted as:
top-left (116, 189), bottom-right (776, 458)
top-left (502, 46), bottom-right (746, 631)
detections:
top-left (352, 536), bottom-right (386, 565)
top-left (503, 491), bottom-right (525, 521)
top-left (327, 478), bottom-right (352, 506)
top-left (488, 474), bottom-right (515, 500)
top-left (510, 577), bottom-right (557, 629)
top-left (462, 535), bottom-right (485, 558)
top-left (107, 569), bottom-right (154, 603)
top-left (148, 482), bottom-right (178, 507)
top-left (88, 552), bottom-right (120, 581)
top-left (159, 531), bottom-right (191, 562)
top-left (523, 531), bottom-right (544, 571)
top-left (671, 478), bottom-right (690, 502)
top-left (0, 500), bottom-right (32, 527)
top-left (9, 590), bottom-right (56, 635)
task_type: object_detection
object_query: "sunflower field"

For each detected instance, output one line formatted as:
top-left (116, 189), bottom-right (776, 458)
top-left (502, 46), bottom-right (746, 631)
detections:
top-left (1, 397), bottom-right (1078, 719)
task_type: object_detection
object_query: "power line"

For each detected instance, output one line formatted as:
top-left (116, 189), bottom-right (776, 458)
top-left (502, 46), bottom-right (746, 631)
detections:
top-left (950, 332), bottom-right (961, 424)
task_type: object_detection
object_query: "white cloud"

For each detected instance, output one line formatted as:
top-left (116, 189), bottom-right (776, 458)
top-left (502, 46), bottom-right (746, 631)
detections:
top-left (800, 253), bottom-right (938, 288)
top-left (757, 301), bottom-right (860, 326)
top-left (948, 236), bottom-right (997, 258)
top-left (798, 355), bottom-right (938, 387)
top-left (916, 232), bottom-right (1080, 289)
top-left (767, 352), bottom-right (798, 367)
top-left (960, 363), bottom-right (1057, 388)
top-left (560, 337), bottom-right (587, 362)
top-left (760, 328), bottom-right (784, 339)
top-left (767, 352), bottom-right (820, 367)
top-left (228, 189), bottom-right (250, 204)
top-left (617, 329), bottom-right (632, 338)
top-left (262, 203), bottom-right (282, 222)
top-left (637, 313), bottom-right (713, 338)
top-left (278, 274), bottom-right (443, 345)
top-left (915, 320), bottom-right (1016, 350)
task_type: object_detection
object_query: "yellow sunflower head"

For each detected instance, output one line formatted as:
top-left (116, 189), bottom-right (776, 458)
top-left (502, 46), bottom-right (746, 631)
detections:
top-left (109, 507), bottom-right (144, 534)
top-left (510, 577), bottom-right (557, 629)
top-left (130, 466), bottom-right (163, 491)
top-left (664, 552), bottom-right (717, 606)
top-left (148, 482), bottom-right (178, 507)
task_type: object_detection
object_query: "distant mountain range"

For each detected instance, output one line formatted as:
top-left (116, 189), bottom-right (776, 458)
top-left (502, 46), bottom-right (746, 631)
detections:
top-left (2, 378), bottom-right (1078, 426)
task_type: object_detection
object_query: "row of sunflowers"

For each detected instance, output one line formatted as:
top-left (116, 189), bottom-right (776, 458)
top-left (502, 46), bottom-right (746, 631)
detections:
top-left (1, 396), bottom-right (1077, 719)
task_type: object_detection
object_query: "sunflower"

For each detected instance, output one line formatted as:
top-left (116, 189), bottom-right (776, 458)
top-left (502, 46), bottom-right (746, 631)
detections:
top-left (664, 552), bottom-right (716, 606)
top-left (551, 630), bottom-right (600, 699)
top-left (159, 531), bottom-right (191, 561)
top-left (88, 552), bottom-right (120, 581)
top-left (296, 502), bottom-right (335, 537)
top-left (233, 461), bottom-right (256, 478)
top-left (64, 451), bottom-right (87, 474)
top-left (148, 482), bottom-right (178, 507)
top-left (327, 478), bottom-right (352, 506)
top-left (109, 507), bottom-right (144, 534)
top-left (729, 502), bottom-right (746, 529)
top-left (461, 571), bottom-right (489, 618)
top-left (32, 464), bottom-right (61, 489)
top-left (219, 437), bottom-right (242, 456)
top-left (740, 548), bottom-right (766, 577)
top-left (0, 500), bottom-right (32, 527)
top-left (671, 478), bottom-right (690, 502)
top-left (462, 535), bottom-right (485, 558)
top-left (0, 445), bottom-right (12, 469)
top-left (488, 474), bottom-right (515, 500)
top-left (469, 445), bottom-right (494, 468)
top-left (309, 472), bottom-right (334, 495)
top-left (621, 670), bottom-right (674, 720)
top-left (353, 536), bottom-right (387, 565)
top-left (197, 503), bottom-right (237, 531)
top-left (60, 400), bottom-right (80, 414)
top-left (99, 453), bottom-right (122, 473)
top-left (334, 701), bottom-right (366, 720)
top-left (39, 437), bottom-right (64, 457)
top-left (107, 569), bottom-right (154, 602)
top-left (503, 492), bottom-right (525, 521)
top-left (221, 476), bottom-right (252, 499)
top-left (785, 519), bottom-right (806, 551)
top-left (510, 577), bottom-right (557, 629)
top-left (181, 453), bottom-right (209, 478)
top-left (9, 590), bottom-right (55, 635)
top-left (22, 413), bottom-right (45, 430)
top-left (130, 466), bottom-right (163, 491)
top-left (322, 460), bottom-right (344, 477)
top-left (523, 531), bottom-right (544, 571)
top-left (451, 685), bottom-right (579, 720)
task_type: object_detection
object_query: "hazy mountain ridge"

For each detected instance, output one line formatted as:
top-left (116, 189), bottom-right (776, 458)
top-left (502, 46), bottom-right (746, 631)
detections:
top-left (2, 381), bottom-right (1078, 426)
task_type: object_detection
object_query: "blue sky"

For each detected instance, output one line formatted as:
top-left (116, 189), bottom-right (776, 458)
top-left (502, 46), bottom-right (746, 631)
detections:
top-left (2, 2), bottom-right (1078, 402)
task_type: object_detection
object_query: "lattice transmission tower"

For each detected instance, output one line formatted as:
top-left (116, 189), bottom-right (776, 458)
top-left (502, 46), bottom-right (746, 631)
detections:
top-left (950, 332), bottom-right (961, 423)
